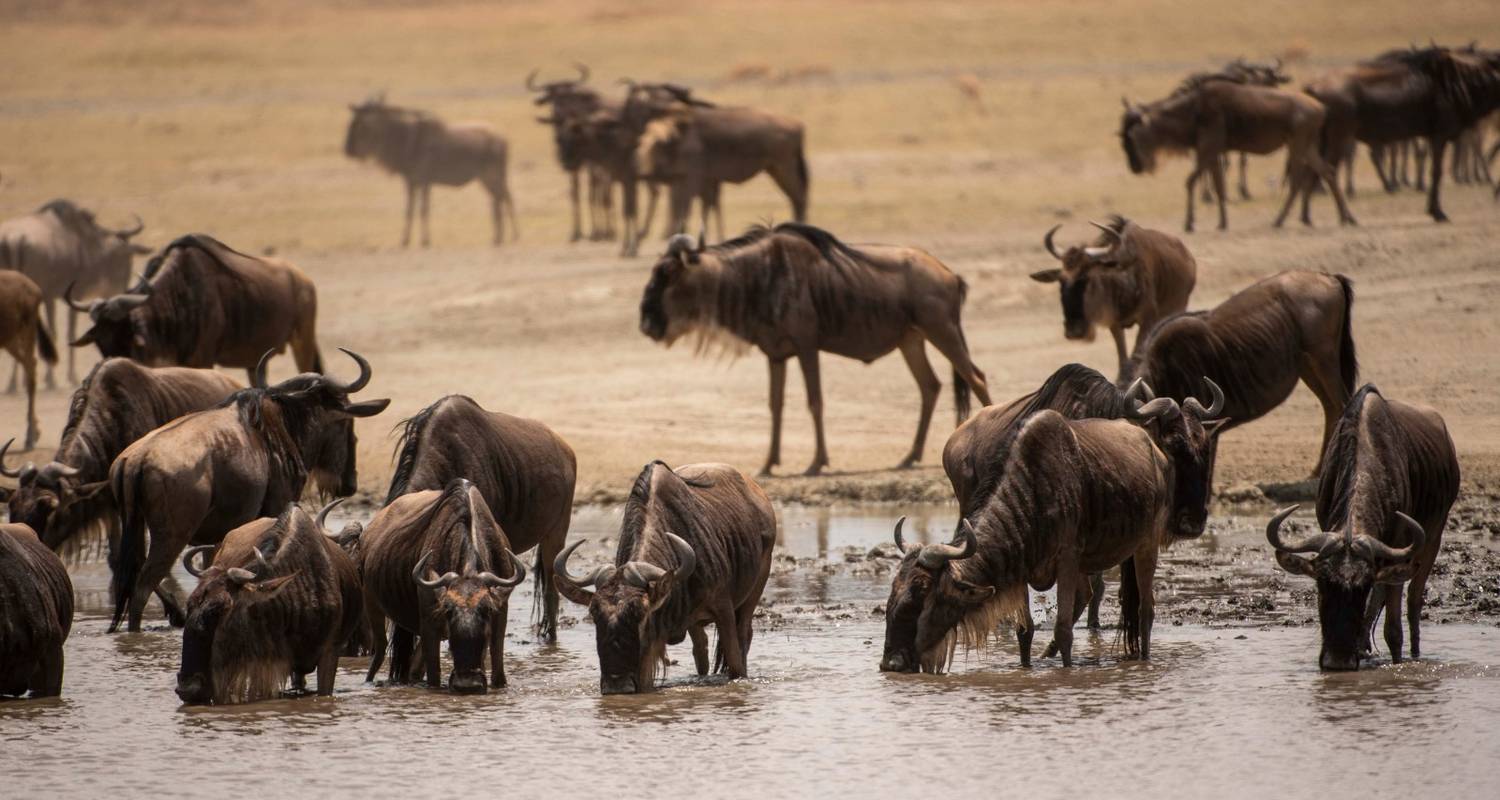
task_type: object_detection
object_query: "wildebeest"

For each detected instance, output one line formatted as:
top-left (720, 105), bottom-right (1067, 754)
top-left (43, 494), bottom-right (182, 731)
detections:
top-left (359, 479), bottom-right (528, 692)
top-left (175, 501), bottom-right (363, 704)
top-left (0, 523), bottom-right (73, 698)
top-left (1176, 59), bottom-right (1293, 202)
top-left (344, 97), bottom-right (518, 247)
top-left (882, 387), bottom-right (1219, 673)
top-left (1125, 270), bottom-right (1357, 476)
top-left (1300, 45), bottom-right (1500, 223)
top-left (639, 224), bottom-right (993, 475)
top-left (69, 234), bottom-right (323, 384)
top-left (554, 461), bottom-right (775, 694)
top-left (0, 199), bottom-right (148, 386)
top-left (528, 64), bottom-right (618, 243)
top-left (551, 108), bottom-right (659, 257)
top-left (0, 271), bottom-right (58, 449)
top-left (106, 349), bottom-right (388, 632)
top-left (1120, 78), bottom-right (1357, 231)
top-left (3, 360), bottom-right (239, 553)
top-left (385, 394), bottom-right (576, 643)
top-left (1265, 385), bottom-right (1459, 671)
top-left (1030, 216), bottom-right (1197, 381)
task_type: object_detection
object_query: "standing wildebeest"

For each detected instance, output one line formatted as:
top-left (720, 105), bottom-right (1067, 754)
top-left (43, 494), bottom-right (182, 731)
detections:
top-left (106, 349), bottom-right (388, 633)
top-left (1125, 270), bottom-right (1357, 477)
top-left (1120, 79), bottom-right (1357, 231)
top-left (554, 461), bottom-right (775, 694)
top-left (175, 502), bottom-right (363, 704)
top-left (552, 108), bottom-right (659, 257)
top-left (1265, 385), bottom-right (1459, 671)
top-left (639, 224), bottom-right (993, 476)
top-left (528, 64), bottom-right (623, 243)
top-left (345, 97), bottom-right (518, 247)
top-left (2, 359), bottom-right (239, 555)
top-left (0, 199), bottom-right (149, 386)
top-left (359, 479), bottom-right (528, 692)
top-left (0, 523), bottom-right (73, 698)
top-left (1178, 58), bottom-right (1293, 202)
top-left (1300, 45), bottom-right (1500, 223)
top-left (1030, 216), bottom-right (1197, 381)
top-left (882, 385), bottom-right (1221, 673)
top-left (69, 234), bottom-right (322, 384)
top-left (385, 394), bottom-right (576, 643)
top-left (0, 271), bottom-right (58, 450)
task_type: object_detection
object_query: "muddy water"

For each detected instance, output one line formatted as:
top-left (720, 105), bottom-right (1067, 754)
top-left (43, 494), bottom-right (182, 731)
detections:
top-left (5, 505), bottom-right (1500, 798)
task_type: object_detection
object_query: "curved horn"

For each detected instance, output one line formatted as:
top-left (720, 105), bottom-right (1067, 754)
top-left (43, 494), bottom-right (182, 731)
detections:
top-left (1125, 396), bottom-right (1177, 422)
top-left (1265, 504), bottom-right (1335, 554)
top-left (64, 282), bottom-right (92, 313)
top-left (574, 62), bottom-right (589, 83)
top-left (1185, 377), bottom-right (1226, 419)
top-left (525, 68), bottom-right (541, 91)
top-left (413, 551), bottom-right (458, 589)
top-left (553, 539), bottom-right (612, 588)
top-left (665, 532), bottom-right (697, 581)
top-left (115, 214), bottom-right (144, 240)
top-left (1362, 512), bottom-right (1426, 562)
top-left (37, 461), bottom-right (81, 483)
top-left (892, 516), bottom-right (909, 552)
top-left (1123, 378), bottom-right (1156, 403)
top-left (622, 561), bottom-right (667, 587)
top-left (252, 547), bottom-right (273, 575)
top-left (181, 545), bottom-right (217, 578)
top-left (252, 349), bottom-right (274, 389)
top-left (315, 497), bottom-right (345, 536)
top-left (325, 348), bottom-right (372, 393)
top-left (1043, 224), bottom-right (1064, 260)
top-left (479, 551), bottom-right (528, 589)
top-left (113, 292), bottom-right (151, 311)
top-left (226, 567), bottom-right (257, 585)
top-left (0, 439), bottom-right (19, 478)
top-left (917, 519), bottom-right (978, 568)
top-left (1121, 95), bottom-right (1132, 110)
top-left (666, 233), bottom-right (696, 258)
top-left (1089, 220), bottom-right (1123, 244)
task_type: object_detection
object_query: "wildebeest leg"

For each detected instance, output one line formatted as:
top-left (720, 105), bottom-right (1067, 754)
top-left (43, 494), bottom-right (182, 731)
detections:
top-left (1359, 584), bottom-right (1383, 657)
top-left (1237, 152), bottom-right (1251, 200)
top-left (419, 623), bottom-right (442, 688)
top-left (761, 357), bottom-right (787, 476)
top-left (5, 359), bottom-right (14, 393)
top-left (619, 178), bottom-right (640, 258)
top-left (1042, 577), bottom-right (1092, 659)
top-left (390, 625), bottom-right (415, 684)
top-left (1383, 582), bottom-right (1405, 664)
top-left (796, 350), bottom-right (830, 476)
top-left (1110, 326), bottom-right (1129, 384)
top-left (6, 336), bottom-right (39, 450)
top-left (638, 184), bottom-right (660, 242)
top-left (316, 644), bottom-right (338, 696)
top-left (364, 607), bottom-right (388, 683)
top-left (154, 574), bottom-right (187, 627)
top-left (1273, 160), bottom-right (1306, 228)
top-left (1371, 145), bottom-right (1395, 192)
top-left (490, 194), bottom-right (505, 246)
top-left (1414, 139), bottom-right (1429, 191)
top-left (688, 624), bottom-right (710, 676)
top-left (704, 182), bottom-right (725, 243)
top-left (1309, 149), bottom-right (1357, 226)
top-left (1015, 613), bottom-right (1034, 668)
top-left (712, 599), bottom-right (747, 678)
top-left (401, 180), bottom-right (416, 247)
top-left (1183, 164), bottom-right (1202, 233)
top-left (1209, 153), bottom-right (1229, 230)
top-left (535, 536), bottom-right (562, 644)
top-left (1408, 561), bottom-right (1432, 660)
top-left (1297, 350), bottom-right (1348, 478)
top-left (921, 323), bottom-right (992, 413)
top-left (66, 303), bottom-right (77, 385)
top-left (568, 170), bottom-right (582, 242)
top-left (490, 603), bottom-right (508, 687)
top-left (896, 331), bottom-right (940, 469)
top-left (767, 155), bottom-right (809, 222)
top-left (419, 184), bottom-right (432, 247)
top-left (1052, 569), bottom-right (1077, 667)
top-left (41, 299), bottom-right (56, 389)
top-left (1426, 137), bottom-right (1449, 222)
top-left (31, 643), bottom-right (64, 698)
top-left (737, 556), bottom-right (771, 668)
top-left (1131, 546), bottom-right (1158, 660)
top-left (1086, 572), bottom-right (1105, 630)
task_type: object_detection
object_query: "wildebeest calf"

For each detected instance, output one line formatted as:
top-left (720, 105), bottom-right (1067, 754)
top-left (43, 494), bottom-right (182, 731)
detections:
top-left (0, 523), bottom-right (73, 698)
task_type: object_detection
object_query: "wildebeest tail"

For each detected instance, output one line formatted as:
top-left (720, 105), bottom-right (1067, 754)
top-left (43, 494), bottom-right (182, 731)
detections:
top-left (1335, 274), bottom-right (1358, 395)
top-left (952, 277), bottom-right (972, 424)
top-left (1118, 556), bottom-right (1140, 653)
top-left (108, 463), bottom-right (144, 633)
top-left (35, 317), bottom-right (58, 364)
top-left (385, 399), bottom-right (439, 505)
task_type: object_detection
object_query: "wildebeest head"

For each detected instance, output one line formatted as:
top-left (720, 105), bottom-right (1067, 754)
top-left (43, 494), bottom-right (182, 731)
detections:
top-left (344, 95), bottom-right (395, 160)
top-left (1266, 505), bottom-right (1425, 671)
top-left (621, 80), bottom-right (709, 132)
top-left (1031, 221), bottom-right (1129, 341)
top-left (254, 348), bottom-right (391, 497)
top-left (639, 233), bottom-right (709, 344)
top-left (880, 519), bottom-right (993, 673)
top-left (634, 113), bottom-right (693, 180)
top-left (554, 532), bottom-right (698, 694)
top-left (1125, 378), bottom-right (1228, 539)
top-left (0, 438), bottom-right (108, 549)
top-left (67, 279), bottom-right (152, 357)
top-left (526, 63), bottom-right (593, 110)
top-left (1119, 99), bottom-right (1157, 174)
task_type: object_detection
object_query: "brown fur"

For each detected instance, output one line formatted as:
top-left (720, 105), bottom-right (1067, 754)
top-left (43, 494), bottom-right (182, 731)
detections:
top-left (0, 271), bottom-right (57, 450)
top-left (0, 523), bottom-right (73, 698)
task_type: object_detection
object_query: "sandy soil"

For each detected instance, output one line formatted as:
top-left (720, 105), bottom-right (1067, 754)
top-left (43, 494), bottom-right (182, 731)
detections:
top-left (2, 0), bottom-right (1499, 507)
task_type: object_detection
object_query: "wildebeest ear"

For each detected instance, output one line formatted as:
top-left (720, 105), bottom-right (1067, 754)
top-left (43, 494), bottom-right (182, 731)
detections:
top-left (1029, 269), bottom-right (1062, 283)
top-left (1274, 551), bottom-right (1317, 578)
top-left (248, 572), bottom-right (299, 597)
top-left (130, 243), bottom-right (153, 255)
top-left (1375, 562), bottom-right (1416, 585)
top-left (948, 576), bottom-right (996, 605)
top-left (645, 573), bottom-right (678, 613)
top-left (71, 328), bottom-right (97, 347)
top-left (343, 398), bottom-right (391, 417)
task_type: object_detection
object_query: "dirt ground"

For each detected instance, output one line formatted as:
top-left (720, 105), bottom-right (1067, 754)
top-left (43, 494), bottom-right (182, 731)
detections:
top-left (2, 0), bottom-right (1499, 508)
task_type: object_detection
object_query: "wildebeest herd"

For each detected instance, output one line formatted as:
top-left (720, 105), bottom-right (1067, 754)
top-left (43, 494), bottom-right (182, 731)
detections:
top-left (0, 44), bottom-right (1491, 702)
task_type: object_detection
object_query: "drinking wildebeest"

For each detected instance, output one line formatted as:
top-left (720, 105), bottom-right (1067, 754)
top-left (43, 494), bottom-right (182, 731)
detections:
top-left (0, 199), bottom-right (149, 386)
top-left (528, 64), bottom-right (619, 243)
top-left (1030, 216), bottom-right (1197, 381)
top-left (0, 271), bottom-right (58, 450)
top-left (1265, 385), bottom-right (1459, 671)
top-left (69, 234), bottom-right (323, 385)
top-left (2, 360), bottom-right (238, 556)
top-left (0, 523), bottom-right (73, 698)
top-left (1176, 58), bottom-right (1293, 202)
top-left (639, 224), bottom-right (993, 476)
top-left (106, 349), bottom-right (388, 633)
top-left (344, 96), bottom-right (518, 247)
top-left (359, 479), bottom-right (528, 692)
top-left (1120, 78), bottom-right (1357, 231)
top-left (554, 461), bottom-right (775, 694)
top-left (1300, 45), bottom-right (1500, 223)
top-left (1125, 270), bottom-right (1356, 476)
top-left (385, 394), bottom-right (575, 643)
top-left (882, 388), bottom-right (1219, 673)
top-left (175, 501), bottom-right (363, 704)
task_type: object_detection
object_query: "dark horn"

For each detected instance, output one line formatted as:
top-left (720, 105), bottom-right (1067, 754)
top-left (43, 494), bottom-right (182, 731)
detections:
top-left (1089, 220), bottom-right (1123, 244)
top-left (892, 516), bottom-right (909, 552)
top-left (1125, 396), bottom-right (1177, 422)
top-left (917, 519), bottom-right (978, 568)
top-left (1195, 377), bottom-right (1225, 419)
top-left (525, 69), bottom-right (541, 91)
top-left (554, 539), bottom-right (611, 588)
top-left (1265, 505), bottom-right (1334, 554)
top-left (182, 545), bottom-right (217, 578)
top-left (64, 282), bottom-right (92, 313)
top-left (413, 551), bottom-right (458, 589)
top-left (1043, 224), bottom-right (1064, 260)
top-left (575, 62), bottom-right (590, 83)
top-left (252, 349), bottom-right (274, 389)
top-left (0, 439), bottom-right (19, 478)
top-left (315, 497), bottom-right (345, 536)
top-left (326, 348), bottom-right (372, 393)
top-left (115, 214), bottom-right (144, 240)
top-left (665, 532), bottom-right (697, 581)
top-left (1363, 512), bottom-right (1426, 562)
top-left (479, 551), bottom-right (528, 589)
top-left (38, 462), bottom-right (81, 483)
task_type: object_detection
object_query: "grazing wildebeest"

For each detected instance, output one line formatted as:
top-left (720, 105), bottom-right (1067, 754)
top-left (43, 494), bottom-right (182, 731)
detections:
top-left (882, 386), bottom-right (1220, 673)
top-left (1178, 58), bottom-right (1293, 202)
top-left (106, 349), bottom-right (388, 633)
top-left (1300, 45), bottom-right (1500, 223)
top-left (175, 501), bottom-right (363, 704)
top-left (0, 523), bottom-right (73, 698)
top-left (528, 64), bottom-right (619, 243)
top-left (0, 199), bottom-right (148, 386)
top-left (344, 97), bottom-right (518, 247)
top-left (1030, 216), bottom-right (1197, 381)
top-left (359, 479), bottom-right (528, 692)
top-left (3, 360), bottom-right (238, 552)
top-left (1120, 79), bottom-right (1357, 231)
top-left (69, 234), bottom-right (322, 384)
top-left (625, 82), bottom-right (809, 238)
top-left (1265, 385), bottom-right (1459, 671)
top-left (639, 224), bottom-right (993, 476)
top-left (0, 271), bottom-right (58, 449)
top-left (554, 461), bottom-right (775, 694)
top-left (385, 394), bottom-right (575, 643)
top-left (1126, 270), bottom-right (1356, 476)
